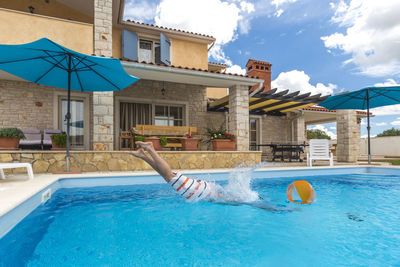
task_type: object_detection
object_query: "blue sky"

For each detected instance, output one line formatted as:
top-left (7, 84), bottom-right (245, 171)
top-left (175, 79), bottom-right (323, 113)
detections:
top-left (124, 0), bottom-right (400, 139)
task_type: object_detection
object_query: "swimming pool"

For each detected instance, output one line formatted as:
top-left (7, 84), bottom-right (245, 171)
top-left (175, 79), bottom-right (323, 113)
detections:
top-left (0, 167), bottom-right (399, 266)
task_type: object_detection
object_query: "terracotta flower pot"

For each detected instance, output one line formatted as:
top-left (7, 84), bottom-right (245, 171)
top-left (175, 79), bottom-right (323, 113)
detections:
top-left (211, 139), bottom-right (236, 151)
top-left (0, 137), bottom-right (20, 150)
top-left (181, 138), bottom-right (200, 151)
top-left (146, 137), bottom-right (162, 151)
top-left (51, 138), bottom-right (66, 150)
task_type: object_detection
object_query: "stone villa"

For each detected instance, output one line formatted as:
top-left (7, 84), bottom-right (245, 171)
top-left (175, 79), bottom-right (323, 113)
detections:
top-left (0, 0), bottom-right (366, 172)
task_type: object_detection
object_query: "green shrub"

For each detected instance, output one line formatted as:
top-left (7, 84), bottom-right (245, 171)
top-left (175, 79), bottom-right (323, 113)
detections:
top-left (0, 128), bottom-right (25, 139)
top-left (51, 133), bottom-right (69, 147)
top-left (134, 136), bottom-right (146, 142)
top-left (160, 136), bottom-right (168, 147)
top-left (307, 129), bottom-right (331, 140)
top-left (377, 127), bottom-right (400, 137)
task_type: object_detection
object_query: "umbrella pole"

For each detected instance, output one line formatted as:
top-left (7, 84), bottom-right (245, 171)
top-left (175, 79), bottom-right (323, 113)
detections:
top-left (66, 54), bottom-right (71, 172)
top-left (366, 89), bottom-right (371, 164)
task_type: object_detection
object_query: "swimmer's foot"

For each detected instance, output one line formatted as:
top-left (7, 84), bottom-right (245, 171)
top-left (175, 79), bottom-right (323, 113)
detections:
top-left (135, 141), bottom-right (154, 151)
top-left (128, 148), bottom-right (147, 159)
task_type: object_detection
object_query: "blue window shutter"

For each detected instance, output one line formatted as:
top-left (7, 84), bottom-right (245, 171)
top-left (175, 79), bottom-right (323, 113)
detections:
top-left (160, 33), bottom-right (171, 65)
top-left (122, 30), bottom-right (138, 61)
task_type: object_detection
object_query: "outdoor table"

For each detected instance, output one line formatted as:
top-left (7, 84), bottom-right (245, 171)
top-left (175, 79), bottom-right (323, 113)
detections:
top-left (252, 143), bottom-right (307, 162)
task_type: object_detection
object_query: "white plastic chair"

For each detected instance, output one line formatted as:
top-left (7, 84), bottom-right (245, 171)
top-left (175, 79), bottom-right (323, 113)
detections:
top-left (307, 139), bottom-right (333, 167)
top-left (0, 163), bottom-right (34, 180)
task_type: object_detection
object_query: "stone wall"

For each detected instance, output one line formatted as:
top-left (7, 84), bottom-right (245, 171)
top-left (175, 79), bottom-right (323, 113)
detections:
top-left (0, 151), bottom-right (262, 174)
top-left (0, 80), bottom-right (54, 129)
top-left (260, 115), bottom-right (289, 144)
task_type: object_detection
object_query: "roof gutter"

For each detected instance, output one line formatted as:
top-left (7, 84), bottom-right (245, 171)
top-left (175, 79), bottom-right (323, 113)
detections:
top-left (121, 61), bottom-right (263, 86)
top-left (249, 82), bottom-right (264, 97)
top-left (208, 40), bottom-right (215, 51)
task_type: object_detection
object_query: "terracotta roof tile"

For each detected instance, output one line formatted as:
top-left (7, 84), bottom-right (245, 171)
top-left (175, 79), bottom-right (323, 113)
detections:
top-left (124, 19), bottom-right (215, 39)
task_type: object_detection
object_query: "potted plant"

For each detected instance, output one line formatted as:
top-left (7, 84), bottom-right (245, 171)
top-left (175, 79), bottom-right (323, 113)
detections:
top-left (160, 136), bottom-right (168, 148)
top-left (181, 133), bottom-right (200, 151)
top-left (206, 127), bottom-right (236, 151)
top-left (51, 133), bottom-right (69, 150)
top-left (146, 136), bottom-right (163, 151)
top-left (0, 128), bottom-right (25, 150)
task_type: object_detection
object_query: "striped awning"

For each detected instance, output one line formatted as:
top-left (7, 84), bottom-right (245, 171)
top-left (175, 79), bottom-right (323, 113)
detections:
top-left (208, 88), bottom-right (329, 115)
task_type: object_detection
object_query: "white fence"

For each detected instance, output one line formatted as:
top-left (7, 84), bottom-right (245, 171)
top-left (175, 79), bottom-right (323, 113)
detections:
top-left (360, 136), bottom-right (400, 156)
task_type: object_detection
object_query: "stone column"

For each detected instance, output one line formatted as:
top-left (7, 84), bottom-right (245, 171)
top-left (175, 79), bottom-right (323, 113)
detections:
top-left (336, 110), bottom-right (360, 162)
top-left (293, 115), bottom-right (305, 142)
top-left (228, 85), bottom-right (249, 151)
top-left (93, 0), bottom-right (114, 150)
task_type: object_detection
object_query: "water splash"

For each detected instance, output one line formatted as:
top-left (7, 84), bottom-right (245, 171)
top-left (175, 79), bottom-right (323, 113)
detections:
top-left (222, 165), bottom-right (260, 203)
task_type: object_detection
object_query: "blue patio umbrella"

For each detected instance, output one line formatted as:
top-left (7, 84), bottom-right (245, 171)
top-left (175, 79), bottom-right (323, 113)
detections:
top-left (319, 86), bottom-right (400, 164)
top-left (0, 38), bottom-right (139, 171)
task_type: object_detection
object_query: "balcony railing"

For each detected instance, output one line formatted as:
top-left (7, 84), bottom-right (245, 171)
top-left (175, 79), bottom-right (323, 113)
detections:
top-left (0, 8), bottom-right (93, 55)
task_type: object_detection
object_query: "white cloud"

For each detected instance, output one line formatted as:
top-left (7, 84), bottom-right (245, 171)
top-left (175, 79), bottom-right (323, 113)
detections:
top-left (309, 124), bottom-right (337, 140)
top-left (321, 0), bottom-right (400, 77)
top-left (226, 64), bottom-right (246, 75)
top-left (155, 0), bottom-right (254, 45)
top-left (154, 0), bottom-right (255, 69)
top-left (360, 119), bottom-right (366, 125)
top-left (374, 78), bottom-right (400, 87)
top-left (371, 105), bottom-right (400, 116)
top-left (275, 9), bottom-right (284, 17)
top-left (391, 120), bottom-right (400, 126)
top-left (271, 0), bottom-right (297, 8)
top-left (330, 126), bottom-right (336, 130)
top-left (271, 70), bottom-right (337, 95)
top-left (124, 0), bottom-right (157, 22)
top-left (375, 122), bottom-right (387, 126)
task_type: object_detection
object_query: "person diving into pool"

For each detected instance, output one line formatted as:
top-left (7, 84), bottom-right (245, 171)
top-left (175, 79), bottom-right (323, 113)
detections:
top-left (129, 141), bottom-right (231, 202)
top-left (128, 142), bottom-right (296, 212)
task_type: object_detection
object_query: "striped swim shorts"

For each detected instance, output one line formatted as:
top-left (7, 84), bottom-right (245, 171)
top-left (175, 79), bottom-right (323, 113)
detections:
top-left (168, 172), bottom-right (231, 202)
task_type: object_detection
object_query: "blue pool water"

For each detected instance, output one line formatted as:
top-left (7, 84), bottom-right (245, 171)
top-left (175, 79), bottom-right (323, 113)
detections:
top-left (1, 171), bottom-right (400, 266)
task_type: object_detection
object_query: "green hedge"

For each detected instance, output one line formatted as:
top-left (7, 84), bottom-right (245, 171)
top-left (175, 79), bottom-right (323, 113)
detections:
top-left (134, 136), bottom-right (146, 142)
top-left (0, 128), bottom-right (25, 139)
top-left (51, 133), bottom-right (69, 147)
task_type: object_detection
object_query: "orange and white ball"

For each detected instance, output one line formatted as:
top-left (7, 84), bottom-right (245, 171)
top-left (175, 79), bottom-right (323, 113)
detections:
top-left (286, 180), bottom-right (316, 205)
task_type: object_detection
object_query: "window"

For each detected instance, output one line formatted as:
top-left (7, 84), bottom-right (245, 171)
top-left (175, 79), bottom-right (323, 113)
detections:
top-left (139, 39), bottom-right (162, 64)
top-left (139, 40), bottom-right (152, 63)
top-left (120, 102), bottom-right (152, 130)
top-left (154, 105), bottom-right (184, 126)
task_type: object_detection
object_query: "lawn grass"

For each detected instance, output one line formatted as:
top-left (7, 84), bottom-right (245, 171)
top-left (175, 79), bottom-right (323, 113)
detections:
top-left (375, 160), bottom-right (400, 165)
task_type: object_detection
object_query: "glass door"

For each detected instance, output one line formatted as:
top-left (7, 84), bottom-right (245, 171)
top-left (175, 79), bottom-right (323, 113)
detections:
top-left (60, 98), bottom-right (85, 148)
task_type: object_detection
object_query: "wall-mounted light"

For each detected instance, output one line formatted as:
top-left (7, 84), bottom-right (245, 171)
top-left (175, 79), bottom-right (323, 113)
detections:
top-left (161, 82), bottom-right (166, 96)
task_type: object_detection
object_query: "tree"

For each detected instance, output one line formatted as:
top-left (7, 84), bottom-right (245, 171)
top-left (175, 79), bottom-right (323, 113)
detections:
top-left (307, 129), bottom-right (331, 140)
top-left (376, 127), bottom-right (400, 137)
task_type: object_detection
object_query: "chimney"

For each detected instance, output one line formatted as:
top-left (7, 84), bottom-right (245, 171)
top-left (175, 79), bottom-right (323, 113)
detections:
top-left (246, 59), bottom-right (272, 93)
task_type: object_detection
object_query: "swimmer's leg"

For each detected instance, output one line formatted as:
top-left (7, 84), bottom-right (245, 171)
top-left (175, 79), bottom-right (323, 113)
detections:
top-left (130, 141), bottom-right (175, 182)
